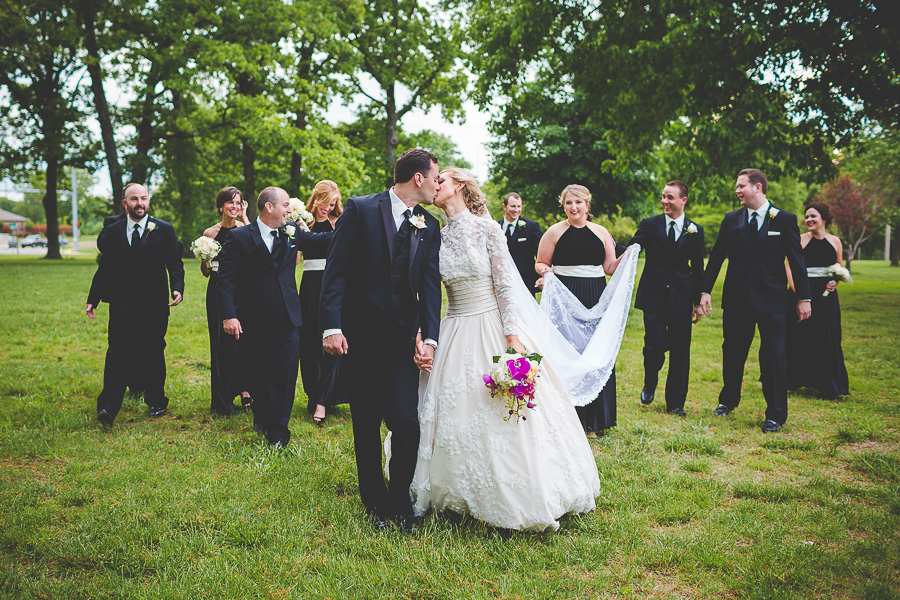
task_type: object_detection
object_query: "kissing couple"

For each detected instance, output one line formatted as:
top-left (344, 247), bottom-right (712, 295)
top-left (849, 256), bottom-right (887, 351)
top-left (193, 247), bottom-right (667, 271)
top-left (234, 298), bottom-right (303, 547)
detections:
top-left (320, 148), bottom-right (604, 532)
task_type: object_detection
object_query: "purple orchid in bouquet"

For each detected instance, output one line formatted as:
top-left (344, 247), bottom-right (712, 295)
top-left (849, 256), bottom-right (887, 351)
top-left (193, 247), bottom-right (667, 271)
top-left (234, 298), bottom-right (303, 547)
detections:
top-left (483, 347), bottom-right (542, 423)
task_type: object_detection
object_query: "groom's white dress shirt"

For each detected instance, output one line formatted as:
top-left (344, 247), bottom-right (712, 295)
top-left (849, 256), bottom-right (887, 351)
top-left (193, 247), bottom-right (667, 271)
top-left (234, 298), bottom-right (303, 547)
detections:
top-left (256, 217), bottom-right (278, 253)
top-left (746, 200), bottom-right (770, 230)
top-left (126, 214), bottom-right (150, 245)
top-left (323, 188), bottom-right (437, 349)
top-left (665, 214), bottom-right (685, 241)
top-left (502, 217), bottom-right (518, 235)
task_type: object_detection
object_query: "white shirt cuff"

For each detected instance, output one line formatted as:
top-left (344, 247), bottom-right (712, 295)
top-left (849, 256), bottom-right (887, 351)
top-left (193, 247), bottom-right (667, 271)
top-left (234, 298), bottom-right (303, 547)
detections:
top-left (322, 328), bottom-right (342, 339)
top-left (423, 338), bottom-right (437, 349)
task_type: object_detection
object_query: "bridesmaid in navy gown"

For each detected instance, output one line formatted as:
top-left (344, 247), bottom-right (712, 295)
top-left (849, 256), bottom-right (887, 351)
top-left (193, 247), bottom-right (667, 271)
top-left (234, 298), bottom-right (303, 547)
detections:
top-left (201, 187), bottom-right (251, 415)
top-left (297, 180), bottom-right (347, 425)
top-left (785, 202), bottom-right (850, 400)
top-left (536, 184), bottom-right (624, 434)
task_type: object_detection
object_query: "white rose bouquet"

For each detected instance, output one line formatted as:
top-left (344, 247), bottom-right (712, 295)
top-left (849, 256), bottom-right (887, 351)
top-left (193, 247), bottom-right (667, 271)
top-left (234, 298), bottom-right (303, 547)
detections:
top-left (191, 236), bottom-right (222, 271)
top-left (287, 198), bottom-right (314, 228)
top-left (824, 263), bottom-right (852, 297)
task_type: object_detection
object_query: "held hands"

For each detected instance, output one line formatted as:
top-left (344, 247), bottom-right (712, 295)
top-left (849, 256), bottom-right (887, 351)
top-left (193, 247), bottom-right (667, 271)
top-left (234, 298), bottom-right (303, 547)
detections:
top-left (323, 333), bottom-right (349, 356)
top-left (85, 304), bottom-right (97, 319)
top-left (168, 291), bottom-right (183, 307)
top-left (691, 305), bottom-right (705, 324)
top-left (414, 332), bottom-right (434, 373)
top-left (698, 293), bottom-right (712, 317)
top-left (223, 318), bottom-right (242, 339)
top-left (796, 300), bottom-right (812, 322)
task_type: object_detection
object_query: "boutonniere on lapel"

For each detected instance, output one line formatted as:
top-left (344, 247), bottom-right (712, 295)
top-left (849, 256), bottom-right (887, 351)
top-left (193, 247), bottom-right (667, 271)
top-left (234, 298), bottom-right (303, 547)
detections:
top-left (768, 207), bottom-right (779, 219)
top-left (146, 221), bottom-right (157, 235)
top-left (283, 224), bottom-right (296, 238)
top-left (685, 223), bottom-right (698, 235)
top-left (408, 213), bottom-right (427, 230)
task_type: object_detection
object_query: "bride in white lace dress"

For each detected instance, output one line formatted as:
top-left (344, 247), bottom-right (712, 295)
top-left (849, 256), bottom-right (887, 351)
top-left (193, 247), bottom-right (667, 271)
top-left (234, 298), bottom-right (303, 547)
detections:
top-left (410, 167), bottom-right (600, 531)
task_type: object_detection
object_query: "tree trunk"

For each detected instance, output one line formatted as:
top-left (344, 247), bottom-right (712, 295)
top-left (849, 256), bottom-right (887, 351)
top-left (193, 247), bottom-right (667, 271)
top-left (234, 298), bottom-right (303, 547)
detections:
top-left (129, 71), bottom-right (163, 206)
top-left (43, 158), bottom-right (62, 260)
top-left (384, 82), bottom-right (399, 188)
top-left (289, 111), bottom-right (307, 194)
top-left (242, 137), bottom-right (256, 213)
top-left (892, 215), bottom-right (899, 267)
top-left (79, 0), bottom-right (123, 205)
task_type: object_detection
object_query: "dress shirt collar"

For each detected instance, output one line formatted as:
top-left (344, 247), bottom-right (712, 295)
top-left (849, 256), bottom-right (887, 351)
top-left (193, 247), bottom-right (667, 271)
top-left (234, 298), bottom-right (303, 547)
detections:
top-left (256, 216), bottom-right (278, 252)
top-left (747, 199), bottom-right (770, 223)
top-left (126, 214), bottom-right (149, 245)
top-left (665, 213), bottom-right (685, 230)
top-left (389, 187), bottom-right (415, 229)
top-left (503, 217), bottom-right (518, 232)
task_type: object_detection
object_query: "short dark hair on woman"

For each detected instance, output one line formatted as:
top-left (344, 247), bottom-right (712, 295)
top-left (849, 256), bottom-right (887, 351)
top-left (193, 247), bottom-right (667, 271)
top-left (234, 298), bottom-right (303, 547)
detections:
top-left (738, 168), bottom-right (768, 194)
top-left (804, 201), bottom-right (833, 227)
top-left (215, 186), bottom-right (243, 216)
top-left (394, 148), bottom-right (438, 184)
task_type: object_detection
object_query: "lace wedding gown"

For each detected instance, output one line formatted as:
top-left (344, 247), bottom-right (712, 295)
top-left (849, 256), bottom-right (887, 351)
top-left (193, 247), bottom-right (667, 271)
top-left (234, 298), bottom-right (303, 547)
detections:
top-left (410, 210), bottom-right (601, 531)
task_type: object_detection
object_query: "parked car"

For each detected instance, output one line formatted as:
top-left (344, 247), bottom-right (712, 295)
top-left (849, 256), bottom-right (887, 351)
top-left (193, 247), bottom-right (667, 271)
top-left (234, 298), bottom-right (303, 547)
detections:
top-left (21, 234), bottom-right (48, 248)
top-left (7, 236), bottom-right (18, 248)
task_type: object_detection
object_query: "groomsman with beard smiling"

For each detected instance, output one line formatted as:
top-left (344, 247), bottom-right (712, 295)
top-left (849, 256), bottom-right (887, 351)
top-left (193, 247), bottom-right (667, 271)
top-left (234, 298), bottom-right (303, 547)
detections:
top-left (628, 180), bottom-right (705, 417)
top-left (498, 192), bottom-right (543, 296)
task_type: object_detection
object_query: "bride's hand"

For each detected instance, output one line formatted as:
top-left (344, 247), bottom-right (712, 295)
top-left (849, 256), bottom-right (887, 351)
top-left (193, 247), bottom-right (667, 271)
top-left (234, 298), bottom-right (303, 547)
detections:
top-left (506, 335), bottom-right (526, 354)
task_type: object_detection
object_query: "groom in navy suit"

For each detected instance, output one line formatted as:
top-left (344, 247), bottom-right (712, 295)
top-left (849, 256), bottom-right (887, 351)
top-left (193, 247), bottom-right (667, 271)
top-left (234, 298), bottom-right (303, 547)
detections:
top-left (320, 148), bottom-right (442, 530)
top-left (699, 169), bottom-right (811, 433)
top-left (628, 180), bottom-right (705, 417)
top-left (217, 186), bottom-right (331, 447)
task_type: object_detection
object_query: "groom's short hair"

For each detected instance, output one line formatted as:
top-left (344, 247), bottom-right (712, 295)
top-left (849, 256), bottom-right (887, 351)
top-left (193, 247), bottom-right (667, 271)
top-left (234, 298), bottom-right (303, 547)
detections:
top-left (257, 187), bottom-right (281, 212)
top-left (738, 168), bottom-right (768, 194)
top-left (394, 148), bottom-right (438, 185)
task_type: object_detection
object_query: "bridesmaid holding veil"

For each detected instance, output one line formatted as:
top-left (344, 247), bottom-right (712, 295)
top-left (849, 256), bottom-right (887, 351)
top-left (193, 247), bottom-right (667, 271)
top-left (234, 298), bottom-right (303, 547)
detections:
top-left (785, 202), bottom-right (850, 400)
top-left (535, 185), bottom-right (622, 435)
top-left (297, 180), bottom-right (347, 425)
top-left (201, 186), bottom-right (251, 415)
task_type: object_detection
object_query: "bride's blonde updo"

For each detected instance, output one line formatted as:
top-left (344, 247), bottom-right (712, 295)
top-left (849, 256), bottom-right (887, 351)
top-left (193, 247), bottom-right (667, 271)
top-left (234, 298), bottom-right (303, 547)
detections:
top-left (442, 167), bottom-right (487, 216)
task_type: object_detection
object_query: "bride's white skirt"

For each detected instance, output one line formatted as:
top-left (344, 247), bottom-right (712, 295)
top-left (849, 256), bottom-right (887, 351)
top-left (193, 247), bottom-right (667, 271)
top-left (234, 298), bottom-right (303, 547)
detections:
top-left (410, 305), bottom-right (601, 531)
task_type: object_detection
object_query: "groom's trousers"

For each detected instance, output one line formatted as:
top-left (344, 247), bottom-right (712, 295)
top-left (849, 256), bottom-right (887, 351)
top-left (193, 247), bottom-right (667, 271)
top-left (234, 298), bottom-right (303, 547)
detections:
top-left (347, 327), bottom-right (420, 519)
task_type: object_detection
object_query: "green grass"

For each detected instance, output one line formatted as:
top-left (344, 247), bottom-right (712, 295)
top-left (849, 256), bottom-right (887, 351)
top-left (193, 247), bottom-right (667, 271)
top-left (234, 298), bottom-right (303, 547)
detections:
top-left (0, 256), bottom-right (898, 599)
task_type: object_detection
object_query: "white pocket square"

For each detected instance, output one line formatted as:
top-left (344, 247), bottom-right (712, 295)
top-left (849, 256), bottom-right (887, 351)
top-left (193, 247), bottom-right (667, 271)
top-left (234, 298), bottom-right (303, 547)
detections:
top-left (767, 231), bottom-right (781, 236)
top-left (517, 237), bottom-right (527, 242)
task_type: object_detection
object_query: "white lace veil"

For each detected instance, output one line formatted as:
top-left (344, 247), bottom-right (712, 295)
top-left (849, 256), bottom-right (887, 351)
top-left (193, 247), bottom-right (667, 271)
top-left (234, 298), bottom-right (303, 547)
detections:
top-left (481, 212), bottom-right (640, 406)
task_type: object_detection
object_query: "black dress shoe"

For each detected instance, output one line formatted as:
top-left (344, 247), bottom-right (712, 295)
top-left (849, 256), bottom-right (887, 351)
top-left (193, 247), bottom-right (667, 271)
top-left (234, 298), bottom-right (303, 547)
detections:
top-left (668, 407), bottom-right (687, 418)
top-left (640, 387), bottom-right (655, 405)
top-left (266, 426), bottom-right (291, 449)
top-left (713, 404), bottom-right (734, 416)
top-left (149, 406), bottom-right (166, 417)
top-left (397, 515), bottom-right (421, 534)
top-left (97, 410), bottom-right (114, 426)
top-left (761, 419), bottom-right (781, 433)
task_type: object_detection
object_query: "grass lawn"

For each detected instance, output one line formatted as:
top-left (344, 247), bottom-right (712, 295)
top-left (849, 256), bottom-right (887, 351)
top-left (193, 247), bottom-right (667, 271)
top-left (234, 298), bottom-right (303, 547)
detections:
top-left (0, 255), bottom-right (898, 599)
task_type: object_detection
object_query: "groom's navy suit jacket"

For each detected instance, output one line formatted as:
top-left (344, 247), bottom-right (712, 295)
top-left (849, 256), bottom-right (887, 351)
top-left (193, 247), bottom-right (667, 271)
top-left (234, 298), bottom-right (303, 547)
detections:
top-left (629, 214), bottom-right (705, 317)
top-left (216, 220), bottom-right (330, 336)
top-left (702, 206), bottom-right (809, 311)
top-left (319, 190), bottom-right (442, 346)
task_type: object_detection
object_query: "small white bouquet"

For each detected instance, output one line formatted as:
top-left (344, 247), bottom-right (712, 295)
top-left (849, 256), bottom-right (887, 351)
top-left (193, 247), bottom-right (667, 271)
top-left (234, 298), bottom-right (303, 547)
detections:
top-left (288, 197), bottom-right (314, 228)
top-left (824, 263), bottom-right (852, 297)
top-left (191, 236), bottom-right (222, 271)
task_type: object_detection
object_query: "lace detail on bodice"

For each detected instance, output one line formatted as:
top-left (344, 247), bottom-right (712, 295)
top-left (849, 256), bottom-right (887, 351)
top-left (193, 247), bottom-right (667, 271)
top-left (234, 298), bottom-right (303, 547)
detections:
top-left (440, 210), bottom-right (518, 336)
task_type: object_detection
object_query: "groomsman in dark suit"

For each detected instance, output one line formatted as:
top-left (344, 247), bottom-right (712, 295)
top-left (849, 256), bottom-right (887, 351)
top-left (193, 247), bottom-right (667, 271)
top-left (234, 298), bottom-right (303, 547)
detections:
top-left (85, 183), bottom-right (185, 425)
top-left (216, 186), bottom-right (331, 448)
top-left (320, 148), bottom-right (442, 531)
top-left (628, 180), bottom-right (705, 417)
top-left (699, 169), bottom-right (811, 433)
top-left (498, 193), bottom-right (542, 295)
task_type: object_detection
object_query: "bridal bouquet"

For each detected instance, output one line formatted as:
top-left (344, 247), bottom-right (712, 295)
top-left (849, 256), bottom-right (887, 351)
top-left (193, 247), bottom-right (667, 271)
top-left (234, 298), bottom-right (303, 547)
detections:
top-left (483, 348), bottom-right (542, 423)
top-left (287, 198), bottom-right (314, 230)
top-left (190, 236), bottom-right (222, 270)
top-left (824, 263), bottom-right (852, 297)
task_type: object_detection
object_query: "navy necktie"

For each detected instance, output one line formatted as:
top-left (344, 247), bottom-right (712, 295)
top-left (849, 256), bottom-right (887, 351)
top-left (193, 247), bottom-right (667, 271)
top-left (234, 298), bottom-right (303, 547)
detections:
top-left (131, 223), bottom-right (141, 253)
top-left (749, 212), bottom-right (759, 233)
top-left (668, 221), bottom-right (676, 245)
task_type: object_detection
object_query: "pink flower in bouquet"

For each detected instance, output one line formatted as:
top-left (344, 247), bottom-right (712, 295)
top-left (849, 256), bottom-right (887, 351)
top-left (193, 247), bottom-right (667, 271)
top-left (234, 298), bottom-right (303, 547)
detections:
top-left (507, 358), bottom-right (531, 381)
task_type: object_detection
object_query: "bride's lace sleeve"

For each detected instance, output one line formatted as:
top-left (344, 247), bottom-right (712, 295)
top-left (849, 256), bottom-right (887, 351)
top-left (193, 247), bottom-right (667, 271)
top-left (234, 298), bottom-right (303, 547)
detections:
top-left (486, 221), bottom-right (519, 336)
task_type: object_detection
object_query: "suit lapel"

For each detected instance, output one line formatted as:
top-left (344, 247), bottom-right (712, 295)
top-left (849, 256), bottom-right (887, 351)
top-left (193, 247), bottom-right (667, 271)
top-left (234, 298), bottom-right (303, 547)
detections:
top-left (379, 195), bottom-right (396, 262)
top-left (408, 205), bottom-right (422, 269)
top-left (674, 217), bottom-right (691, 253)
top-left (759, 205), bottom-right (774, 239)
top-left (140, 217), bottom-right (153, 249)
top-left (249, 221), bottom-right (275, 268)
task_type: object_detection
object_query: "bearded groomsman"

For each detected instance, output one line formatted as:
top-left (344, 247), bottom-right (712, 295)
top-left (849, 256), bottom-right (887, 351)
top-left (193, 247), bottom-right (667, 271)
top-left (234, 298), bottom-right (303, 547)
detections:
top-left (86, 183), bottom-right (185, 426)
top-left (628, 180), bottom-right (705, 417)
top-left (498, 192), bottom-right (542, 295)
top-left (699, 169), bottom-right (811, 433)
top-left (217, 186), bottom-right (331, 448)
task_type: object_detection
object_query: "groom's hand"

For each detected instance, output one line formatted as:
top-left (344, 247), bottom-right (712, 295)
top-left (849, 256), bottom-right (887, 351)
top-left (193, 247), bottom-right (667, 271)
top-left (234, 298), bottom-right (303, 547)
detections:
top-left (415, 343), bottom-right (434, 373)
top-left (324, 333), bottom-right (348, 355)
top-left (223, 318), bottom-right (242, 340)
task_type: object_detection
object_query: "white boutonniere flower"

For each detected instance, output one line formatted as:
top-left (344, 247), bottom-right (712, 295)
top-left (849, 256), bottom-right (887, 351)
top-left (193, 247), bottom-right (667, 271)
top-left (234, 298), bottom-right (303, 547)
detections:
top-left (146, 221), bottom-right (157, 234)
top-left (685, 223), bottom-right (698, 235)
top-left (284, 225), bottom-right (296, 237)
top-left (768, 207), bottom-right (779, 219)
top-left (409, 214), bottom-right (427, 229)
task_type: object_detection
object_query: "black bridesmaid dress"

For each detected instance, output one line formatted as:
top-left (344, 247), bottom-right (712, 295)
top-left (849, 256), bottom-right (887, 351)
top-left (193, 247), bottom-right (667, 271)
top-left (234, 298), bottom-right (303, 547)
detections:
top-left (786, 237), bottom-right (850, 398)
top-left (551, 225), bottom-right (617, 431)
top-left (206, 225), bottom-right (242, 415)
top-left (298, 219), bottom-right (347, 414)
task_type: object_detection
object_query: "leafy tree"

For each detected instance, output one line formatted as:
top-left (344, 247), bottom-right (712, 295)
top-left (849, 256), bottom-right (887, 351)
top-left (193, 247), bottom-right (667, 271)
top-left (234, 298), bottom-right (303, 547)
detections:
top-left (0, 0), bottom-right (97, 259)
top-left (820, 175), bottom-right (887, 272)
top-left (347, 0), bottom-right (468, 186)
